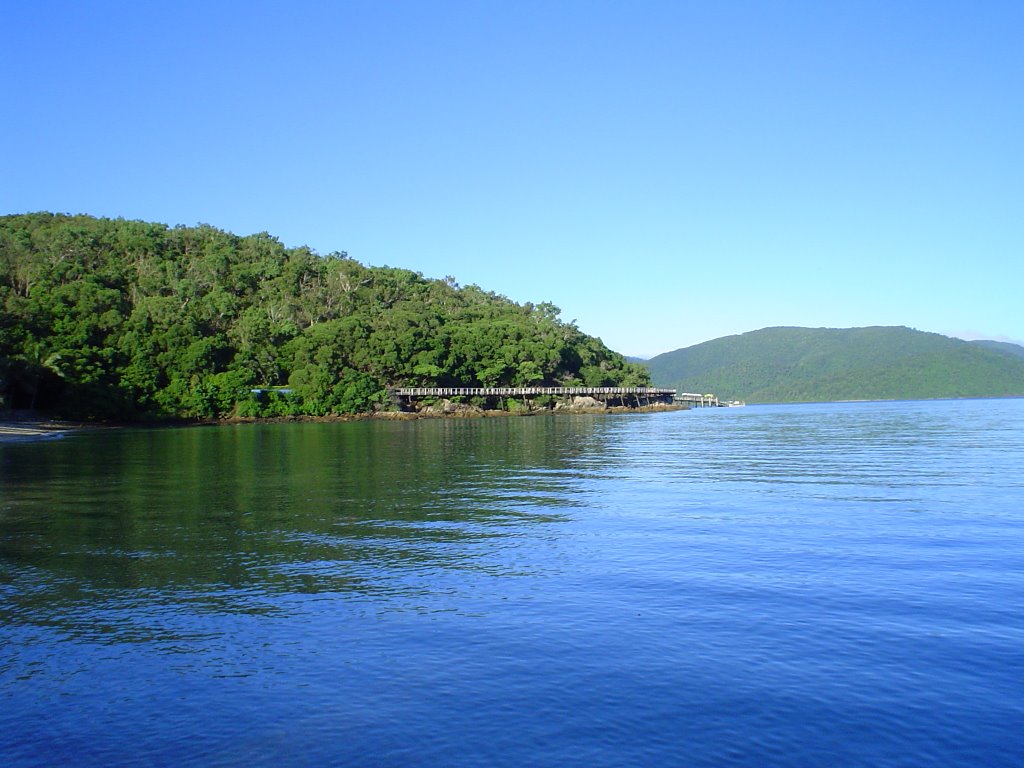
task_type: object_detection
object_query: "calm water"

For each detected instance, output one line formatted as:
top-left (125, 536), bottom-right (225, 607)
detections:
top-left (2, 400), bottom-right (1023, 767)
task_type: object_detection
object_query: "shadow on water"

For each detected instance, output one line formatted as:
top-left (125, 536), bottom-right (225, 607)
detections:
top-left (0, 416), bottom-right (614, 643)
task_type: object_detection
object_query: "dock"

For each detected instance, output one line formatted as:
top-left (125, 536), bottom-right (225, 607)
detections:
top-left (675, 392), bottom-right (719, 407)
top-left (392, 387), bottom-right (678, 408)
top-left (391, 387), bottom-right (732, 409)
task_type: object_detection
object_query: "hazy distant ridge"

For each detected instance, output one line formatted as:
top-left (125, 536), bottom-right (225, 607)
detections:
top-left (645, 326), bottom-right (1024, 403)
top-left (969, 339), bottom-right (1024, 361)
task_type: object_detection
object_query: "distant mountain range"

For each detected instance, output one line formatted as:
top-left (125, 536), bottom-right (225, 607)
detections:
top-left (643, 326), bottom-right (1024, 403)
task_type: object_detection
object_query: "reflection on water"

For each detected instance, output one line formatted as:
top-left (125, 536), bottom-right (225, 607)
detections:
top-left (2, 402), bottom-right (1024, 767)
top-left (0, 418), bottom-right (608, 643)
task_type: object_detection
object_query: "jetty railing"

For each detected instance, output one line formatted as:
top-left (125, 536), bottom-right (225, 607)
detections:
top-left (393, 387), bottom-right (677, 397)
top-left (391, 386), bottom-right (682, 409)
top-left (675, 392), bottom-right (720, 407)
top-left (391, 387), bottom-right (725, 408)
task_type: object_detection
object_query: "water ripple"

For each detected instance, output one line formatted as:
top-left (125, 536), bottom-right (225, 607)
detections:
top-left (2, 401), bottom-right (1024, 766)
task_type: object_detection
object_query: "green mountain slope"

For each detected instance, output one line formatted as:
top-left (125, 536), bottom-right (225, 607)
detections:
top-left (645, 326), bottom-right (1024, 403)
top-left (969, 339), bottom-right (1024, 360)
top-left (0, 212), bottom-right (648, 419)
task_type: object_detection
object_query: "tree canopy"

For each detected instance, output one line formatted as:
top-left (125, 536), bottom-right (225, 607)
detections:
top-left (0, 213), bottom-right (648, 419)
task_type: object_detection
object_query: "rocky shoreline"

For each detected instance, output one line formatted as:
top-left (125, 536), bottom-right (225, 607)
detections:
top-left (0, 400), bottom-right (686, 440)
top-left (407, 396), bottom-right (685, 418)
top-left (219, 400), bottom-right (686, 425)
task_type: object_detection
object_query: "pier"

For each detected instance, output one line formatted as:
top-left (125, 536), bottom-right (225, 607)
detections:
top-left (392, 387), bottom-right (678, 408)
top-left (392, 387), bottom-right (732, 410)
top-left (674, 393), bottom-right (746, 407)
top-left (675, 392), bottom-right (719, 407)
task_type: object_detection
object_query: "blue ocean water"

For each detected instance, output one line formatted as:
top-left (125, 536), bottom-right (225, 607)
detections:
top-left (1, 399), bottom-right (1023, 766)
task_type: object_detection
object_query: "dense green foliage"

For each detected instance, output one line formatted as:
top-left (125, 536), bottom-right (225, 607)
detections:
top-left (645, 326), bottom-right (1024, 403)
top-left (0, 213), bottom-right (648, 419)
top-left (969, 339), bottom-right (1024, 361)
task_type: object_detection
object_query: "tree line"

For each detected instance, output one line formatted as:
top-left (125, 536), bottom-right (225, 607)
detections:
top-left (0, 213), bottom-right (649, 419)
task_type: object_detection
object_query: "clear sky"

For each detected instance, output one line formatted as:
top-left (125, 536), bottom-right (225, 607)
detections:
top-left (3, 1), bottom-right (1022, 357)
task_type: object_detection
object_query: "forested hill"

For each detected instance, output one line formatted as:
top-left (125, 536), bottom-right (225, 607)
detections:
top-left (645, 326), bottom-right (1024, 403)
top-left (0, 213), bottom-right (648, 419)
top-left (969, 339), bottom-right (1024, 360)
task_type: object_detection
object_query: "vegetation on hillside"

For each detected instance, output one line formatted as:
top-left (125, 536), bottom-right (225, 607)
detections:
top-left (645, 326), bottom-right (1024, 403)
top-left (969, 339), bottom-right (1024, 360)
top-left (0, 213), bottom-right (648, 419)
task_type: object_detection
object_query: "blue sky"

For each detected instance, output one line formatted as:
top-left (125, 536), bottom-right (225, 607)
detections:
top-left (3, 1), bottom-right (1022, 357)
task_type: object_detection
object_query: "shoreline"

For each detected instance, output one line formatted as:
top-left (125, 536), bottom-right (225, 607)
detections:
top-left (0, 413), bottom-right (129, 442)
top-left (0, 420), bottom-right (81, 441)
top-left (0, 403), bottom-right (687, 442)
top-left (214, 401), bottom-right (687, 425)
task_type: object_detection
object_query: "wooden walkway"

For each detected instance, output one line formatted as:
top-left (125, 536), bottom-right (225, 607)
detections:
top-left (393, 387), bottom-right (677, 397)
top-left (392, 387), bottom-right (725, 408)
top-left (392, 386), bottom-right (678, 408)
top-left (675, 392), bottom-right (720, 407)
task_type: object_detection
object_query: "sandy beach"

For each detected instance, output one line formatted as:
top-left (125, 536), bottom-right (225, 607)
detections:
top-left (0, 419), bottom-right (77, 441)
